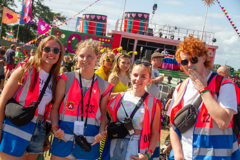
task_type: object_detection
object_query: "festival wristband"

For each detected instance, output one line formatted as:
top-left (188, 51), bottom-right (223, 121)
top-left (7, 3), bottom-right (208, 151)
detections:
top-left (145, 153), bottom-right (150, 159)
top-left (51, 125), bottom-right (59, 130)
top-left (200, 89), bottom-right (209, 95)
top-left (148, 149), bottom-right (153, 155)
top-left (198, 87), bottom-right (208, 94)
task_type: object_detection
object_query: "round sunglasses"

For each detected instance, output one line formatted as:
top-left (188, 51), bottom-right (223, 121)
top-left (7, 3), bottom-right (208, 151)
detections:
top-left (104, 58), bottom-right (114, 62)
top-left (180, 57), bottom-right (198, 66)
top-left (43, 46), bottom-right (61, 54)
top-left (134, 60), bottom-right (151, 67)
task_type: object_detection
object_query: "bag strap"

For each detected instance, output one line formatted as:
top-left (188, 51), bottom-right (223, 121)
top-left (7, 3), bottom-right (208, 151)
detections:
top-left (120, 92), bottom-right (149, 119)
top-left (215, 75), bottom-right (224, 97)
top-left (130, 92), bottom-right (149, 119)
top-left (35, 73), bottom-right (52, 106)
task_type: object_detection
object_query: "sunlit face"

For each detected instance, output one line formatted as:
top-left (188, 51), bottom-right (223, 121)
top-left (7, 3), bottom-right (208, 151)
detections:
top-left (103, 54), bottom-right (115, 69)
top-left (152, 57), bottom-right (163, 67)
top-left (118, 57), bottom-right (131, 72)
top-left (77, 47), bottom-right (97, 70)
top-left (131, 65), bottom-right (151, 90)
top-left (180, 51), bottom-right (206, 76)
top-left (42, 40), bottom-right (60, 67)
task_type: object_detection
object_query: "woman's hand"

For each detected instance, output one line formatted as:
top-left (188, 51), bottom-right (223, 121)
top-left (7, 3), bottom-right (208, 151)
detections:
top-left (130, 153), bottom-right (148, 160)
top-left (52, 128), bottom-right (67, 142)
top-left (188, 69), bottom-right (207, 91)
top-left (91, 130), bottom-right (107, 146)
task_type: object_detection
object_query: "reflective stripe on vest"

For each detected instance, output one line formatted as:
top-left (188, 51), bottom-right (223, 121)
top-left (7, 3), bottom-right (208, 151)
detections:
top-left (109, 93), bottom-right (160, 159)
top-left (54, 71), bottom-right (113, 159)
top-left (0, 64), bottom-right (52, 157)
top-left (171, 74), bottom-right (240, 159)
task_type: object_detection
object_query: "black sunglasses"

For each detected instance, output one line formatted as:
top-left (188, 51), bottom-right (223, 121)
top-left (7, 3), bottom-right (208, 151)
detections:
top-left (134, 60), bottom-right (151, 67)
top-left (180, 57), bottom-right (198, 66)
top-left (43, 46), bottom-right (61, 54)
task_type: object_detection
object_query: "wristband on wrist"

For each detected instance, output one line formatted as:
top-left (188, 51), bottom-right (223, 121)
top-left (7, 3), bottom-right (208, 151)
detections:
top-left (200, 89), bottom-right (209, 95)
top-left (198, 87), bottom-right (208, 94)
top-left (145, 153), bottom-right (150, 159)
top-left (51, 125), bottom-right (59, 130)
top-left (147, 149), bottom-right (153, 154)
top-left (0, 128), bottom-right (2, 132)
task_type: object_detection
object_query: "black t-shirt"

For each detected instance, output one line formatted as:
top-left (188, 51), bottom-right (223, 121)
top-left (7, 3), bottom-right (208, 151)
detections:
top-left (62, 61), bottom-right (73, 72)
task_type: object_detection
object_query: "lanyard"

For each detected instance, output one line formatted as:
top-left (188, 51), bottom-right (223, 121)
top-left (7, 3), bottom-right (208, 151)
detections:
top-left (78, 72), bottom-right (95, 127)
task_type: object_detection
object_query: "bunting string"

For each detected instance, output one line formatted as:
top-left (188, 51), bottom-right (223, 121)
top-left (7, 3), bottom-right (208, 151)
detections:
top-left (21, 0), bottom-right (101, 47)
top-left (216, 0), bottom-right (240, 37)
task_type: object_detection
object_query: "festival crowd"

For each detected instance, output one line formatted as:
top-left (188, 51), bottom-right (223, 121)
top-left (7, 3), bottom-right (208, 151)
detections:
top-left (0, 35), bottom-right (239, 160)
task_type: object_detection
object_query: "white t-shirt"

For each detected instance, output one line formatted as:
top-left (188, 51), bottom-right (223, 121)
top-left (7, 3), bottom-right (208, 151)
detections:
top-left (167, 72), bottom-right (238, 159)
top-left (38, 69), bottom-right (53, 115)
top-left (145, 68), bottom-right (160, 98)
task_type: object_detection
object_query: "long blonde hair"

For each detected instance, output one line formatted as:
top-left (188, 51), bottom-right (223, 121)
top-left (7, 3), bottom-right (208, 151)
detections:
top-left (18, 35), bottom-right (63, 103)
top-left (110, 53), bottom-right (131, 84)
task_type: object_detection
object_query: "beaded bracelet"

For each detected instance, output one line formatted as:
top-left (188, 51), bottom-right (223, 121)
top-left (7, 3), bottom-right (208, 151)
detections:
top-left (145, 153), bottom-right (150, 159)
top-left (200, 89), bottom-right (209, 95)
top-left (198, 87), bottom-right (208, 94)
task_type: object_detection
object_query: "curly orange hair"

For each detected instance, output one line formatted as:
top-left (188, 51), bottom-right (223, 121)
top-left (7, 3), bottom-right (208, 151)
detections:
top-left (175, 36), bottom-right (212, 70)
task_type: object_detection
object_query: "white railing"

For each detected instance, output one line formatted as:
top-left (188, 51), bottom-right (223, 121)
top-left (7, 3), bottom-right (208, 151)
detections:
top-left (115, 19), bottom-right (215, 45)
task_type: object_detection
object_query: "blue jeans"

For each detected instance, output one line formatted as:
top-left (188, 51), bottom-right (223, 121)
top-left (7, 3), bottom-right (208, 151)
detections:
top-left (26, 118), bottom-right (47, 154)
top-left (110, 135), bottom-right (140, 160)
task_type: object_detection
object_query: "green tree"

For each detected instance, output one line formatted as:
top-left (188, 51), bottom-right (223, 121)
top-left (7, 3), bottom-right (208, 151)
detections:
top-left (0, 0), bottom-right (17, 38)
top-left (1, 0), bottom-right (66, 43)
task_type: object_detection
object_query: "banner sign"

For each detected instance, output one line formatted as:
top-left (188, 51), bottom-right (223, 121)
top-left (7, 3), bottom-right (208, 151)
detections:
top-left (50, 28), bottom-right (112, 54)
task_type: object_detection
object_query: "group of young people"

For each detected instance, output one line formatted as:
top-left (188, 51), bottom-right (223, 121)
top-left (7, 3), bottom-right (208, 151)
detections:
top-left (0, 34), bottom-right (239, 160)
top-left (0, 35), bottom-right (161, 160)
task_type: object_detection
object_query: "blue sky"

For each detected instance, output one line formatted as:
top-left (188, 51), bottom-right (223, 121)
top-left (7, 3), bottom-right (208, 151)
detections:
top-left (15, 0), bottom-right (240, 69)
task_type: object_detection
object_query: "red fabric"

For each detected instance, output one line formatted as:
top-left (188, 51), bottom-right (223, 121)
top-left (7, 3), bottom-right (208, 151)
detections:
top-left (132, 19), bottom-right (139, 34)
top-left (6, 64), bottom-right (14, 70)
top-left (88, 21), bottom-right (96, 35)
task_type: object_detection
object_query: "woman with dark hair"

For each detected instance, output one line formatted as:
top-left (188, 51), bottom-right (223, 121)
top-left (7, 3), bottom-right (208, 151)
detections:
top-left (0, 35), bottom-right (63, 160)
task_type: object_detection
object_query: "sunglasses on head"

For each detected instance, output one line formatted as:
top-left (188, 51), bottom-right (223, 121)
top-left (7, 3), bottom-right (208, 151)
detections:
top-left (43, 46), bottom-right (61, 54)
top-left (104, 58), bottom-right (114, 62)
top-left (180, 57), bottom-right (198, 66)
top-left (134, 60), bottom-right (151, 67)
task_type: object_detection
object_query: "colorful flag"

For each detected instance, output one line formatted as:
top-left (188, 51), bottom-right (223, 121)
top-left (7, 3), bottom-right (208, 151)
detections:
top-left (37, 18), bottom-right (51, 33)
top-left (75, 17), bottom-right (83, 32)
top-left (20, 0), bottom-right (34, 24)
top-left (2, 6), bottom-right (20, 24)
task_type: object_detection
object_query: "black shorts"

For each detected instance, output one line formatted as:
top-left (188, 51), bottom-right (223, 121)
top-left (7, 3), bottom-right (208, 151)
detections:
top-left (0, 75), bottom-right (5, 80)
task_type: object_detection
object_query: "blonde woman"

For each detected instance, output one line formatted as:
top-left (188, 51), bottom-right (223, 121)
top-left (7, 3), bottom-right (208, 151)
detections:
top-left (108, 53), bottom-right (131, 98)
top-left (50, 39), bottom-right (114, 160)
top-left (108, 59), bottom-right (161, 160)
top-left (0, 35), bottom-right (63, 160)
top-left (95, 51), bottom-right (115, 81)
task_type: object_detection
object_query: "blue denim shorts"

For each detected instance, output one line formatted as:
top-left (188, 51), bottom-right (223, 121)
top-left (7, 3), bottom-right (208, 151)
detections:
top-left (110, 135), bottom-right (140, 160)
top-left (26, 118), bottom-right (47, 154)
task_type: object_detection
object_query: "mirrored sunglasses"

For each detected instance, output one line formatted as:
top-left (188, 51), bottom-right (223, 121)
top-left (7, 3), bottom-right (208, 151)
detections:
top-left (104, 58), bottom-right (114, 62)
top-left (43, 46), bottom-right (61, 54)
top-left (134, 60), bottom-right (151, 67)
top-left (180, 57), bottom-right (198, 66)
